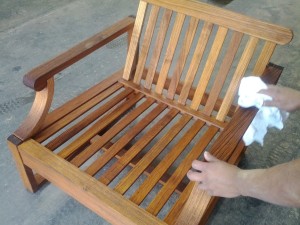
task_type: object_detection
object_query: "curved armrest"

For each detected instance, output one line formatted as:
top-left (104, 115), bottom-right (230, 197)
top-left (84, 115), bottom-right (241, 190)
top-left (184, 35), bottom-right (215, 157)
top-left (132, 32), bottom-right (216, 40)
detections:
top-left (175, 63), bottom-right (284, 225)
top-left (24, 16), bottom-right (135, 91)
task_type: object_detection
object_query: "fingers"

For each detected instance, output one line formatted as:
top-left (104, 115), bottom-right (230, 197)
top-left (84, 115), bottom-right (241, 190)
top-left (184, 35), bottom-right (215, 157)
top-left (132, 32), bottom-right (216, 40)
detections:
top-left (204, 151), bottom-right (219, 162)
top-left (187, 170), bottom-right (202, 182)
top-left (191, 159), bottom-right (206, 172)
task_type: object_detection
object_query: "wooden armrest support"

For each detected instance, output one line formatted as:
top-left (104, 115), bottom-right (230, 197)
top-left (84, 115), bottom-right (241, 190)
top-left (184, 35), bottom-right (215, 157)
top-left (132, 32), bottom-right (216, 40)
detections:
top-left (24, 16), bottom-right (135, 91)
top-left (175, 63), bottom-right (284, 225)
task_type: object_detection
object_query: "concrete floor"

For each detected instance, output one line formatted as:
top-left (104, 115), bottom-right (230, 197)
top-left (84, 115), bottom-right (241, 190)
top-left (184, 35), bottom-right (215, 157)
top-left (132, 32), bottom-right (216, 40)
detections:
top-left (1, 0), bottom-right (300, 224)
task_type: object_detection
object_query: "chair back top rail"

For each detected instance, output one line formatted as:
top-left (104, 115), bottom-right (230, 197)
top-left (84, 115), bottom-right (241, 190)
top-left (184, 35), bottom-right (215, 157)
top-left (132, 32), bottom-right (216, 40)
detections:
top-left (144, 0), bottom-right (293, 44)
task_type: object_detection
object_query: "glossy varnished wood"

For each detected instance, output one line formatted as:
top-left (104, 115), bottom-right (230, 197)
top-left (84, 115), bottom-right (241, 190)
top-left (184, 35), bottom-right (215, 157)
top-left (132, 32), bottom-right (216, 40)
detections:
top-left (7, 0), bottom-right (292, 224)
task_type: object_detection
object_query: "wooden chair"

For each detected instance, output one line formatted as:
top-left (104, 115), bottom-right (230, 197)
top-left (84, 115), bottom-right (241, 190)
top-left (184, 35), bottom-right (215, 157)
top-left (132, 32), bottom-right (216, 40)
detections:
top-left (7, 0), bottom-right (293, 224)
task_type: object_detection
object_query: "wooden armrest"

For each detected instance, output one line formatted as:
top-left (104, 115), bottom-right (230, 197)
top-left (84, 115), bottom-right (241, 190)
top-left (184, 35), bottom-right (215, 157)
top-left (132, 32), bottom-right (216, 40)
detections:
top-left (175, 63), bottom-right (284, 225)
top-left (24, 16), bottom-right (135, 91)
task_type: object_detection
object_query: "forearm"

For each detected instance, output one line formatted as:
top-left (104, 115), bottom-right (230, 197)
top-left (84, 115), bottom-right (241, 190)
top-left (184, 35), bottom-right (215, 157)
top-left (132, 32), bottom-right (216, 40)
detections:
top-left (238, 159), bottom-right (300, 207)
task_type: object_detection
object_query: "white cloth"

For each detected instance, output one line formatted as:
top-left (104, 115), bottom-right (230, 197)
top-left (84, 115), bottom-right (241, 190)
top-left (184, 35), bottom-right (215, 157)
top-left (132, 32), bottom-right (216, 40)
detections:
top-left (238, 76), bottom-right (289, 146)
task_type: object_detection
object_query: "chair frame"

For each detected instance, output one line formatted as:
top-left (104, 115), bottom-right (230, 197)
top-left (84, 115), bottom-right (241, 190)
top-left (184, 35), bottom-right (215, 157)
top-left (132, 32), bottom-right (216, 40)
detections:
top-left (7, 0), bottom-right (293, 224)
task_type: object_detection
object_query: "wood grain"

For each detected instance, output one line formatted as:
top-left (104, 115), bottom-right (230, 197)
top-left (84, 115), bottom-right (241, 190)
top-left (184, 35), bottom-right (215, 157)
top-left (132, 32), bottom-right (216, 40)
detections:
top-left (144, 0), bottom-right (293, 45)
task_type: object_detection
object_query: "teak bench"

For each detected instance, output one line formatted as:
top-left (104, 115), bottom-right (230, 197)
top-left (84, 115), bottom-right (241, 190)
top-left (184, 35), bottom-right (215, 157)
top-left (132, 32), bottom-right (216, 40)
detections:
top-left (7, 0), bottom-right (293, 224)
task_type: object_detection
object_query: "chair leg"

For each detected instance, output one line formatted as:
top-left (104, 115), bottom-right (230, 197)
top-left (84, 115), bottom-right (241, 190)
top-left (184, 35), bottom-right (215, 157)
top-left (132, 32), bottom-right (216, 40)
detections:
top-left (7, 135), bottom-right (38, 193)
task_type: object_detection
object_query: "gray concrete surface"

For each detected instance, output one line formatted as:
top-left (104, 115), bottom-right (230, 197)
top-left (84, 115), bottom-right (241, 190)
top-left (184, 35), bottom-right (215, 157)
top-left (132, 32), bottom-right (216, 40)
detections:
top-left (1, 0), bottom-right (300, 224)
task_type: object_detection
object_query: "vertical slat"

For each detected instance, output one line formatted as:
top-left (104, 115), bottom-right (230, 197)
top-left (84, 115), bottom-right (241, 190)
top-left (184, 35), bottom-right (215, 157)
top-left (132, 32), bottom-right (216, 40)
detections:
top-left (144, 9), bottom-right (173, 89)
top-left (123, 1), bottom-right (148, 80)
top-left (253, 41), bottom-right (276, 75)
top-left (71, 98), bottom-right (155, 168)
top-left (202, 31), bottom-right (244, 115)
top-left (133, 5), bottom-right (160, 84)
top-left (146, 126), bottom-right (219, 216)
top-left (99, 108), bottom-right (179, 185)
top-left (155, 13), bottom-right (186, 94)
top-left (114, 114), bottom-right (192, 194)
top-left (216, 36), bottom-right (259, 121)
top-left (130, 120), bottom-right (205, 205)
top-left (190, 26), bottom-right (228, 110)
top-left (178, 21), bottom-right (214, 105)
top-left (82, 103), bottom-right (167, 176)
top-left (167, 17), bottom-right (199, 99)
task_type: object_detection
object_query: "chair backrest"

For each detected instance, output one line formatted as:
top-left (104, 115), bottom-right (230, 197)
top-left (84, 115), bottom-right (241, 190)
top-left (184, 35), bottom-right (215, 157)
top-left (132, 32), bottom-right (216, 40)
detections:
top-left (122, 0), bottom-right (293, 122)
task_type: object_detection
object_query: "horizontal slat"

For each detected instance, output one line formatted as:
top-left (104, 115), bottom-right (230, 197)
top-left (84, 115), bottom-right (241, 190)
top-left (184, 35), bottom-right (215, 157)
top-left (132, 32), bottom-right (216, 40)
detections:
top-left (57, 92), bottom-right (143, 159)
top-left (71, 98), bottom-right (155, 168)
top-left (130, 119), bottom-right (205, 205)
top-left (45, 88), bottom-right (134, 151)
top-left (146, 125), bottom-right (219, 216)
top-left (85, 102), bottom-right (167, 177)
top-left (120, 79), bottom-right (227, 129)
top-left (144, 0), bottom-right (293, 45)
top-left (19, 140), bottom-right (166, 225)
top-left (114, 114), bottom-right (192, 195)
top-left (35, 82), bottom-right (123, 142)
top-left (40, 70), bottom-right (123, 130)
top-left (99, 108), bottom-right (179, 186)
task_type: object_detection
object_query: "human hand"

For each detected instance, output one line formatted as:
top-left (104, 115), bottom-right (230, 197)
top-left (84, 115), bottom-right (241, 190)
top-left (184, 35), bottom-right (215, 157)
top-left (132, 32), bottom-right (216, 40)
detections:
top-left (187, 152), bottom-right (242, 198)
top-left (259, 85), bottom-right (300, 112)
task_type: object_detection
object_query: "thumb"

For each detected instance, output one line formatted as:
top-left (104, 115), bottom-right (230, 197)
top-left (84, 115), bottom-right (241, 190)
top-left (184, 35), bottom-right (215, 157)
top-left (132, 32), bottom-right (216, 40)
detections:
top-left (204, 151), bottom-right (219, 162)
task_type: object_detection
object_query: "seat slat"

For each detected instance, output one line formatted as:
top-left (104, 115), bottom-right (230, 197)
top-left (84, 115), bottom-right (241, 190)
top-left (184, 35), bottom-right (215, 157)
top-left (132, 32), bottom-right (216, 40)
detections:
top-left (99, 108), bottom-right (179, 186)
top-left (70, 98), bottom-right (155, 168)
top-left (216, 36), bottom-right (259, 121)
top-left (144, 9), bottom-right (173, 89)
top-left (202, 31), bottom-right (244, 115)
top-left (133, 5), bottom-right (160, 84)
top-left (44, 88), bottom-right (134, 150)
top-left (146, 125), bottom-right (219, 216)
top-left (177, 21), bottom-right (214, 105)
top-left (85, 103), bottom-right (167, 177)
top-left (57, 92), bottom-right (144, 159)
top-left (190, 26), bottom-right (228, 111)
top-left (155, 13), bottom-right (186, 94)
top-left (130, 119), bottom-right (205, 205)
top-left (35, 82), bottom-right (123, 143)
top-left (114, 114), bottom-right (192, 195)
top-left (95, 139), bottom-right (187, 194)
top-left (164, 181), bottom-right (194, 224)
top-left (167, 17), bottom-right (199, 99)
top-left (41, 70), bottom-right (123, 130)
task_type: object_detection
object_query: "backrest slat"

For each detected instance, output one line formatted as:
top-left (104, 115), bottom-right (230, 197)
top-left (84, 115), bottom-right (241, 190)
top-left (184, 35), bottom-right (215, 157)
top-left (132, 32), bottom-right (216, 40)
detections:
top-left (178, 21), bottom-right (213, 105)
top-left (144, 9), bottom-right (173, 89)
top-left (167, 17), bottom-right (199, 99)
top-left (133, 5), bottom-right (160, 84)
top-left (155, 13), bottom-right (186, 94)
top-left (253, 41), bottom-right (277, 75)
top-left (202, 31), bottom-right (244, 115)
top-left (123, 1), bottom-right (148, 80)
top-left (190, 26), bottom-right (228, 111)
top-left (216, 36), bottom-right (259, 121)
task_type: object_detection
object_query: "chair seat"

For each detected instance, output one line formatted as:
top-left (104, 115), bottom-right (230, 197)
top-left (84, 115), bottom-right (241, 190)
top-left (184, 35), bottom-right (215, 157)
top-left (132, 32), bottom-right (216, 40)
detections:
top-left (19, 73), bottom-right (223, 222)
